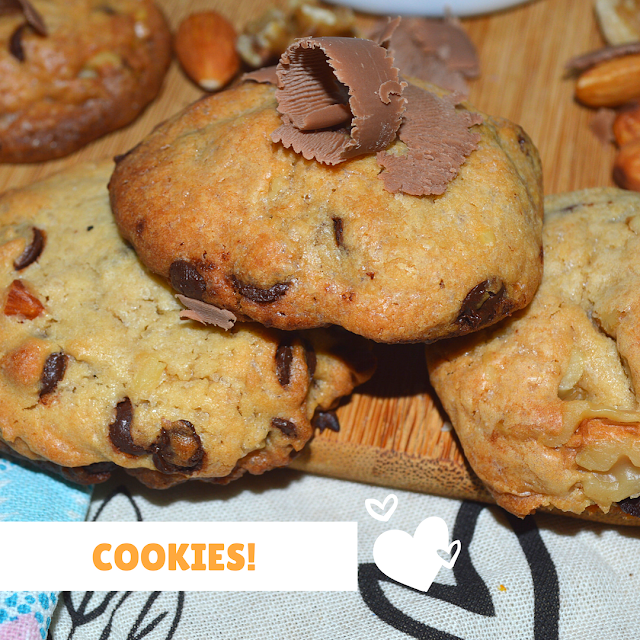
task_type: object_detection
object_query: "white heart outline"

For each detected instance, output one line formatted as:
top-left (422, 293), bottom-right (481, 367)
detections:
top-left (441, 540), bottom-right (461, 569)
top-left (365, 494), bottom-right (398, 522)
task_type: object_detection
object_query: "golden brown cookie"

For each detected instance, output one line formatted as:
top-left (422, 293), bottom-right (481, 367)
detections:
top-left (428, 188), bottom-right (640, 518)
top-left (0, 161), bottom-right (374, 488)
top-left (109, 80), bottom-right (544, 344)
top-left (0, 0), bottom-right (171, 163)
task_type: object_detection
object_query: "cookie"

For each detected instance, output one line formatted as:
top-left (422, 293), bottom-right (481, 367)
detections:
top-left (427, 188), bottom-right (640, 517)
top-left (0, 0), bottom-right (171, 163)
top-left (0, 161), bottom-right (374, 488)
top-left (109, 80), bottom-right (544, 344)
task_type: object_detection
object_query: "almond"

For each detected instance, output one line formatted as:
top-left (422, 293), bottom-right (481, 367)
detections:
top-left (4, 280), bottom-right (44, 319)
top-left (175, 11), bottom-right (240, 92)
top-left (613, 103), bottom-right (640, 145)
top-left (613, 137), bottom-right (640, 190)
top-left (575, 53), bottom-right (640, 107)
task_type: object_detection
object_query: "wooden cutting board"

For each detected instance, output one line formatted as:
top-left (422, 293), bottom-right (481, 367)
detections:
top-left (0, 0), bottom-right (634, 524)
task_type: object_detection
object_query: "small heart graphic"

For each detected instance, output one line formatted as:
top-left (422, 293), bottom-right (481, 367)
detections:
top-left (365, 494), bottom-right (398, 522)
top-left (373, 516), bottom-right (461, 592)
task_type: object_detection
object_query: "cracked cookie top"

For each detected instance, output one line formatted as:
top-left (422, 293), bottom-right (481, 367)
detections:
top-left (109, 80), bottom-right (544, 344)
top-left (0, 161), bottom-right (374, 489)
top-left (428, 188), bottom-right (640, 518)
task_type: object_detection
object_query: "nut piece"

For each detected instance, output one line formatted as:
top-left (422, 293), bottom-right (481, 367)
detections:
top-left (175, 11), bottom-right (240, 92)
top-left (613, 137), bottom-right (640, 190)
top-left (576, 53), bottom-right (640, 107)
top-left (236, 0), bottom-right (355, 68)
top-left (613, 103), bottom-right (640, 146)
top-left (595, 0), bottom-right (640, 45)
top-left (4, 280), bottom-right (44, 319)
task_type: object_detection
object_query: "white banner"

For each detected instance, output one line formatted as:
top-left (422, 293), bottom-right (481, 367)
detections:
top-left (0, 522), bottom-right (358, 591)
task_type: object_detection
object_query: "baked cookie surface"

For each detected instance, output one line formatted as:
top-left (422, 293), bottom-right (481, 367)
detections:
top-left (0, 161), bottom-right (373, 488)
top-left (109, 81), bottom-right (544, 344)
top-left (428, 188), bottom-right (640, 517)
top-left (0, 0), bottom-right (171, 163)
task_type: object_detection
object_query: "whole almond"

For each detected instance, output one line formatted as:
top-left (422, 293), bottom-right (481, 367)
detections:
top-left (575, 53), bottom-right (640, 107)
top-left (613, 103), bottom-right (640, 145)
top-left (613, 137), bottom-right (640, 190)
top-left (175, 11), bottom-right (240, 92)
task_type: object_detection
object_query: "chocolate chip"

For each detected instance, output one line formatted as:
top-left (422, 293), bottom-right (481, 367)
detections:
top-left (14, 227), bottom-right (45, 270)
top-left (151, 420), bottom-right (204, 474)
top-left (311, 410), bottom-right (340, 432)
top-left (9, 23), bottom-right (26, 61)
top-left (456, 280), bottom-right (511, 331)
top-left (87, 226), bottom-right (94, 231)
top-left (64, 462), bottom-right (115, 484)
top-left (276, 339), bottom-right (294, 386)
top-left (108, 397), bottom-right (145, 455)
top-left (169, 260), bottom-right (206, 300)
top-left (97, 5), bottom-right (117, 14)
top-left (517, 132), bottom-right (529, 155)
top-left (619, 496), bottom-right (640, 518)
top-left (332, 217), bottom-right (344, 248)
top-left (302, 340), bottom-right (317, 377)
top-left (39, 352), bottom-right (68, 398)
top-left (271, 417), bottom-right (297, 437)
top-left (231, 276), bottom-right (289, 303)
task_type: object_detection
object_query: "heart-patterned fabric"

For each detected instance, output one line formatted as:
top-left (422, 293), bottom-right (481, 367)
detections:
top-left (49, 470), bottom-right (639, 640)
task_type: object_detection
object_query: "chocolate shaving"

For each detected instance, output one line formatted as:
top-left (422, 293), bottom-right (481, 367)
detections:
top-left (231, 276), bottom-right (290, 303)
top-left (0, 0), bottom-right (46, 34)
top-left (275, 339), bottom-right (294, 386)
top-left (242, 65), bottom-right (278, 84)
top-left (108, 397), bottom-right (145, 456)
top-left (169, 260), bottom-right (206, 300)
top-left (311, 409), bottom-right (340, 432)
top-left (566, 42), bottom-right (640, 75)
top-left (589, 108), bottom-right (616, 145)
top-left (372, 16), bottom-right (479, 97)
top-left (377, 84), bottom-right (482, 195)
top-left (272, 37), bottom-right (406, 165)
top-left (39, 352), bottom-right (68, 398)
top-left (176, 294), bottom-right (236, 330)
top-left (271, 417), bottom-right (297, 437)
top-left (151, 420), bottom-right (204, 474)
top-left (14, 227), bottom-right (45, 270)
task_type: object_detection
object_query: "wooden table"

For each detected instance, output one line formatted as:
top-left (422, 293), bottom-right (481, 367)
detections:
top-left (0, 0), bottom-right (628, 523)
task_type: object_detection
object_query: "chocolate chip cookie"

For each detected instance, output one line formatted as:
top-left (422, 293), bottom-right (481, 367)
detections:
top-left (428, 188), bottom-right (640, 517)
top-left (109, 80), bottom-right (544, 343)
top-left (0, 0), bottom-right (171, 163)
top-left (0, 161), bottom-right (374, 488)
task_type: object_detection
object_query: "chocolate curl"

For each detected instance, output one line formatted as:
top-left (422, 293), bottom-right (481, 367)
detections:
top-left (242, 65), bottom-right (278, 84)
top-left (176, 294), bottom-right (236, 330)
top-left (0, 0), bottom-right (47, 35)
top-left (377, 85), bottom-right (482, 196)
top-left (272, 37), bottom-right (406, 165)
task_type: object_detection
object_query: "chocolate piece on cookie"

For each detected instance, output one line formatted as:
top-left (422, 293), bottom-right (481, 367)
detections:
top-left (0, 0), bottom-right (171, 163)
top-left (0, 161), bottom-right (374, 488)
top-left (109, 75), bottom-right (543, 343)
top-left (427, 188), bottom-right (640, 517)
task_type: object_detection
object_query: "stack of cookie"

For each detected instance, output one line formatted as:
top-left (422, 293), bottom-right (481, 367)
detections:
top-left (5, 15), bottom-right (639, 526)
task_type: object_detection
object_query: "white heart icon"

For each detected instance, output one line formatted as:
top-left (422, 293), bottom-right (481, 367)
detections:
top-left (365, 494), bottom-right (398, 522)
top-left (373, 516), bottom-right (461, 592)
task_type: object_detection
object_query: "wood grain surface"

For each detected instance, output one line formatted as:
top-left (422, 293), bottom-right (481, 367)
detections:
top-left (1, 0), bottom-right (636, 525)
